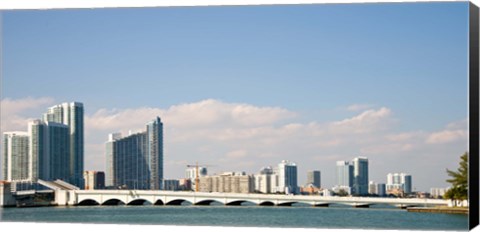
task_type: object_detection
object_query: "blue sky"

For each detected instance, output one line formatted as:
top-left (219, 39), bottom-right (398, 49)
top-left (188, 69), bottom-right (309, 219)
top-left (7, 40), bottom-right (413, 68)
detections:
top-left (1, 2), bottom-right (470, 190)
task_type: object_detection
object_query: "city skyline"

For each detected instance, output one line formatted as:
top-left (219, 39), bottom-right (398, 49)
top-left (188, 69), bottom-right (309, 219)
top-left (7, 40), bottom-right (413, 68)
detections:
top-left (2, 102), bottom-right (84, 188)
top-left (1, 2), bottom-right (469, 191)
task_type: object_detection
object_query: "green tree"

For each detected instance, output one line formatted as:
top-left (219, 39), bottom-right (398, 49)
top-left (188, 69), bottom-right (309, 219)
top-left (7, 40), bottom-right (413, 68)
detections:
top-left (443, 152), bottom-right (468, 203)
top-left (337, 189), bottom-right (348, 197)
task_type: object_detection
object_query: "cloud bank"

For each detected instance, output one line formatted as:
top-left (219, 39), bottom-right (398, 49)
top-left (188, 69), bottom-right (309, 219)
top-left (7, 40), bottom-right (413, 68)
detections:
top-left (1, 97), bottom-right (468, 190)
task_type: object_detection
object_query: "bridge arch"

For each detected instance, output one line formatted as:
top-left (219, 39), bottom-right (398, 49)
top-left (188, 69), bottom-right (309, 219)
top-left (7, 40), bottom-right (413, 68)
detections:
top-left (225, 199), bottom-right (256, 206)
top-left (277, 201), bottom-right (297, 207)
top-left (194, 199), bottom-right (223, 206)
top-left (166, 199), bottom-right (193, 206)
top-left (102, 198), bottom-right (126, 206)
top-left (312, 203), bottom-right (330, 207)
top-left (77, 199), bottom-right (100, 206)
top-left (259, 201), bottom-right (275, 206)
top-left (127, 199), bottom-right (152, 206)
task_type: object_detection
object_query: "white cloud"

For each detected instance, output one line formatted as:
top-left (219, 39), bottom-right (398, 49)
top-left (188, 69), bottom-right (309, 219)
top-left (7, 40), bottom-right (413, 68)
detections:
top-left (331, 107), bottom-right (392, 134)
top-left (346, 104), bottom-right (374, 111)
top-left (85, 107), bottom-right (164, 133)
top-left (446, 118), bottom-right (468, 130)
top-left (164, 99), bottom-right (296, 128)
top-left (1, 97), bottom-right (54, 114)
top-left (424, 119), bottom-right (468, 145)
top-left (86, 99), bottom-right (295, 133)
top-left (1, 97), bottom-right (55, 132)
top-left (426, 129), bottom-right (467, 144)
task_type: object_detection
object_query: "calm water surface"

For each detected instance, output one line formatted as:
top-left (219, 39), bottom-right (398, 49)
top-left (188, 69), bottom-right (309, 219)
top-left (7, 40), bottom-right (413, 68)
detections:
top-left (0, 205), bottom-right (468, 230)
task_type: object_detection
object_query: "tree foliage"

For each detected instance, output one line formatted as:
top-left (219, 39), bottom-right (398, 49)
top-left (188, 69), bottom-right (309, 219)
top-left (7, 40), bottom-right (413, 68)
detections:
top-left (444, 152), bottom-right (468, 202)
top-left (336, 189), bottom-right (348, 197)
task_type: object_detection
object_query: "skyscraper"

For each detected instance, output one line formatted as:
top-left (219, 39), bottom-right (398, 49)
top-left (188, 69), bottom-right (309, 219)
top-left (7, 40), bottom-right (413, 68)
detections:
top-left (2, 132), bottom-right (29, 181)
top-left (352, 157), bottom-right (369, 195)
top-left (401, 173), bottom-right (412, 194)
top-left (336, 161), bottom-right (353, 188)
top-left (307, 170), bottom-right (321, 188)
top-left (28, 120), bottom-right (70, 182)
top-left (277, 160), bottom-right (298, 194)
top-left (377, 183), bottom-right (386, 196)
top-left (386, 172), bottom-right (413, 195)
top-left (43, 102), bottom-right (84, 188)
top-left (146, 117), bottom-right (163, 190)
top-left (105, 117), bottom-right (163, 190)
top-left (28, 120), bottom-right (46, 181)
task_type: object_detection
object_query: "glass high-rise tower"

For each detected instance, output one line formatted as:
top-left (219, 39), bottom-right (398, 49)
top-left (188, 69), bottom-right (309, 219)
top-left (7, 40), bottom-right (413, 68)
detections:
top-left (146, 117), bottom-right (163, 190)
top-left (336, 161), bottom-right (353, 188)
top-left (28, 120), bottom-right (70, 182)
top-left (277, 160), bottom-right (298, 194)
top-left (307, 170), bottom-right (321, 188)
top-left (2, 132), bottom-right (29, 181)
top-left (352, 157), bottom-right (369, 196)
top-left (106, 117), bottom-right (163, 190)
top-left (43, 102), bottom-right (84, 188)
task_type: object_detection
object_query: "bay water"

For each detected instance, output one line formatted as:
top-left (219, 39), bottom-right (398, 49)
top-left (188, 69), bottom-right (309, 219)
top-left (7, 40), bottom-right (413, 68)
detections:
top-left (0, 205), bottom-right (468, 230)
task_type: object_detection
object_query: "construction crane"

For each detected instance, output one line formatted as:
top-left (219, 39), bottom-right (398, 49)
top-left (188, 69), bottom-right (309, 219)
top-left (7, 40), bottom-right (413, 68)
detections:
top-left (186, 162), bottom-right (214, 192)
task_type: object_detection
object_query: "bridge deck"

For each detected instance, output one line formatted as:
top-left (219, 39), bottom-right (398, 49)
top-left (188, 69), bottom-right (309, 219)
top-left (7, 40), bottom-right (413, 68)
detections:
top-left (67, 190), bottom-right (449, 207)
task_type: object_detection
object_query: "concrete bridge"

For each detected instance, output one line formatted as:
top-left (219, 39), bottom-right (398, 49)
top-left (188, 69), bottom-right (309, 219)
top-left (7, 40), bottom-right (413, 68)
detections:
top-left (56, 189), bottom-right (449, 208)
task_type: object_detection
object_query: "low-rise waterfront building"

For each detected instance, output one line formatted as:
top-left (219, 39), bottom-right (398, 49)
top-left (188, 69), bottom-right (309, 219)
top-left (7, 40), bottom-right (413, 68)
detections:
top-left (185, 166), bottom-right (208, 191)
top-left (332, 185), bottom-right (352, 196)
top-left (178, 178), bottom-right (191, 191)
top-left (300, 184), bottom-right (321, 195)
top-left (430, 187), bottom-right (450, 198)
top-left (199, 172), bottom-right (254, 194)
top-left (163, 179), bottom-right (180, 191)
top-left (83, 171), bottom-right (105, 190)
top-left (321, 188), bottom-right (333, 197)
top-left (254, 166), bottom-right (275, 193)
top-left (368, 181), bottom-right (377, 195)
top-left (0, 181), bottom-right (16, 207)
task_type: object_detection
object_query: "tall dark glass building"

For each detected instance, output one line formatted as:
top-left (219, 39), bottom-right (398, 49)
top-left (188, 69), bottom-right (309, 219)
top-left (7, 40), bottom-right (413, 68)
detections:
top-left (43, 102), bottom-right (84, 188)
top-left (106, 117), bottom-right (163, 190)
top-left (352, 157), bottom-right (369, 196)
top-left (28, 120), bottom-right (70, 182)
